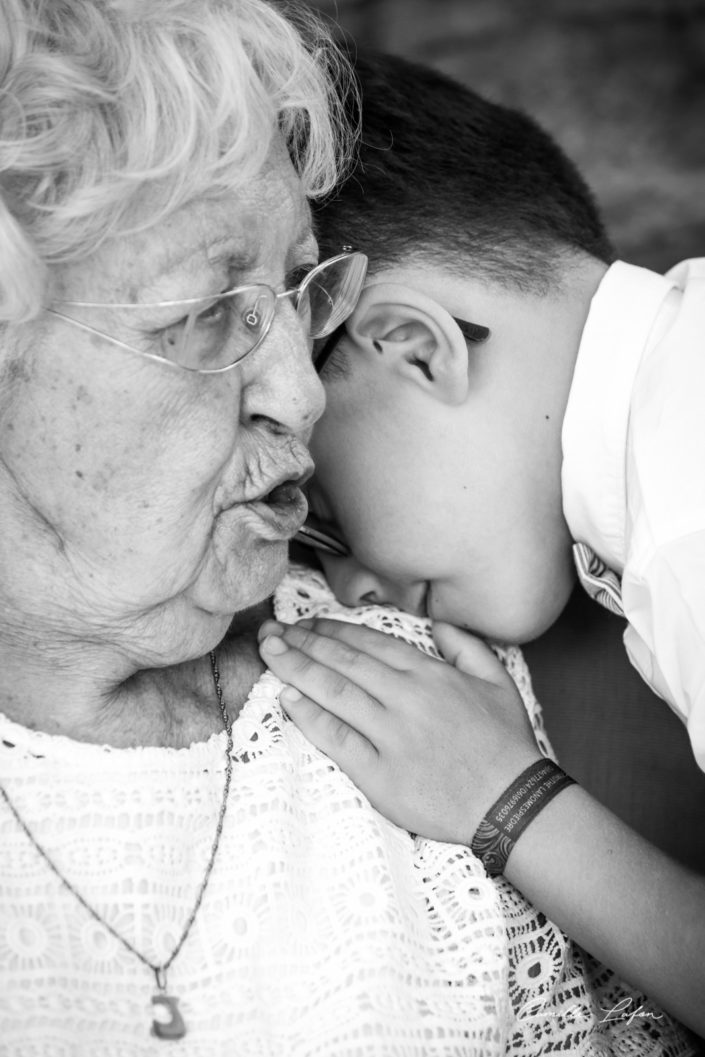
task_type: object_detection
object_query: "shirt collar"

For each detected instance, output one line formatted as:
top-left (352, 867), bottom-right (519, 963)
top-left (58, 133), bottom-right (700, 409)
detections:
top-left (561, 260), bottom-right (676, 571)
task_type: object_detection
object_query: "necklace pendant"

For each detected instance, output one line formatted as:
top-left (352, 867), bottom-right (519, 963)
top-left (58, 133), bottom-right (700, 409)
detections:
top-left (151, 993), bottom-right (187, 1040)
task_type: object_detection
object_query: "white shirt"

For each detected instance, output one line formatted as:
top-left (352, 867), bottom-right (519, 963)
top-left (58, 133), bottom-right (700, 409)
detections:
top-left (562, 258), bottom-right (705, 770)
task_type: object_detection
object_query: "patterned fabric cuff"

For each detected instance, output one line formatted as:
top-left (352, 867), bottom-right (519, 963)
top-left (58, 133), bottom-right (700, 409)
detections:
top-left (470, 759), bottom-right (575, 877)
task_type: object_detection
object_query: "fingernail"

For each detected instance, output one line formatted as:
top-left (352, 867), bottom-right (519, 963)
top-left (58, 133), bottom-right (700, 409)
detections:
top-left (260, 634), bottom-right (287, 655)
top-left (280, 685), bottom-right (302, 704)
top-left (258, 620), bottom-right (283, 642)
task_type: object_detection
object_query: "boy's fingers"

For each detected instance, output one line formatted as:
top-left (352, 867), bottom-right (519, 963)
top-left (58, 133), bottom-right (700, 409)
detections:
top-left (431, 621), bottom-right (505, 682)
top-left (258, 619), bottom-right (416, 704)
top-left (279, 686), bottom-right (380, 777)
top-left (258, 630), bottom-right (389, 737)
top-left (268, 616), bottom-right (420, 671)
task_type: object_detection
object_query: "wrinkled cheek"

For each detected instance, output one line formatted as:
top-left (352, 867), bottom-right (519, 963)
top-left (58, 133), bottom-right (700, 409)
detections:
top-left (7, 433), bottom-right (215, 610)
top-left (63, 500), bottom-right (218, 621)
top-left (188, 515), bottom-right (289, 614)
top-left (2, 385), bottom-right (127, 524)
top-left (52, 413), bottom-right (217, 544)
top-left (1, 360), bottom-right (249, 625)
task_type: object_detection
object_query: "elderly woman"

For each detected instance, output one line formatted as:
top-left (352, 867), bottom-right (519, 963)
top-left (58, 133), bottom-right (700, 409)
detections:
top-left (0, 2), bottom-right (697, 1055)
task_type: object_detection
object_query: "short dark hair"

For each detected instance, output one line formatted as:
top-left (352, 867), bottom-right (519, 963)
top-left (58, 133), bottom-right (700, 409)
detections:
top-left (315, 49), bottom-right (615, 291)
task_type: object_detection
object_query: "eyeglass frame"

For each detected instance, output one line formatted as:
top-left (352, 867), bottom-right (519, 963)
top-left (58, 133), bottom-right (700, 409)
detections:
top-left (46, 250), bottom-right (368, 376)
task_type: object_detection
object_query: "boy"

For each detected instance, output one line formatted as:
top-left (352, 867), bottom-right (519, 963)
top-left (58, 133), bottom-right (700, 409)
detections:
top-left (302, 49), bottom-right (705, 767)
top-left (259, 51), bottom-right (705, 1035)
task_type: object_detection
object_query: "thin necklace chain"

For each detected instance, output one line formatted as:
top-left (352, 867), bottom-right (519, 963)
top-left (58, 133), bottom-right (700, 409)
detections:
top-left (0, 650), bottom-right (233, 987)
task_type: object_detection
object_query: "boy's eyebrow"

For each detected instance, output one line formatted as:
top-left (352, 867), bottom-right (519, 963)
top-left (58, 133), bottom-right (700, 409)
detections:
top-left (453, 318), bottom-right (490, 343)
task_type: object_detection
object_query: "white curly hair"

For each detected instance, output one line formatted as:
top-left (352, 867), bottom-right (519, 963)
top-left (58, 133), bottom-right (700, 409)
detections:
top-left (0, 0), bottom-right (353, 322)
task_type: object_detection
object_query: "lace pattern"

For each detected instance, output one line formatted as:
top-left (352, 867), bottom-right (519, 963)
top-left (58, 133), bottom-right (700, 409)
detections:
top-left (276, 566), bottom-right (694, 1056)
top-left (276, 564), bottom-right (555, 761)
top-left (0, 564), bottom-right (694, 1056)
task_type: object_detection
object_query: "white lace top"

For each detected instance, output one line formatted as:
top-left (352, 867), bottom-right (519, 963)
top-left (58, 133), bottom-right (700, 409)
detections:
top-left (0, 566), bottom-right (693, 1056)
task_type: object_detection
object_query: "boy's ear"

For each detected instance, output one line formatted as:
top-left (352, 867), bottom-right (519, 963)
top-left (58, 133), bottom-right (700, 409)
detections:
top-left (343, 282), bottom-right (470, 405)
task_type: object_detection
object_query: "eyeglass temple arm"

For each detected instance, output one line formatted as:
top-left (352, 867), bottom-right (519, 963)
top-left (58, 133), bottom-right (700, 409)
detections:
top-left (294, 523), bottom-right (350, 557)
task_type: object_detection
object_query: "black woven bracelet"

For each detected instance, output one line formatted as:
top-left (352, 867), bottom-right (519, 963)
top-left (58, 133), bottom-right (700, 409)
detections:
top-left (470, 759), bottom-right (575, 877)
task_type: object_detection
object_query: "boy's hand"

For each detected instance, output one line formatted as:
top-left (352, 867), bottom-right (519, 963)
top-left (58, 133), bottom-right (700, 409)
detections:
top-left (258, 617), bottom-right (542, 843)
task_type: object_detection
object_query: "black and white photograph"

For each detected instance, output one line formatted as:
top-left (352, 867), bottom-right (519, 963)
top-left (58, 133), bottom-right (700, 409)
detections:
top-left (1, 1), bottom-right (704, 1053)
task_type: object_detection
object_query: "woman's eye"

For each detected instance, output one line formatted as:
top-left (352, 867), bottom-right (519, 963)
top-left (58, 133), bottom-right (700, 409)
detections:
top-left (193, 297), bottom-right (229, 327)
top-left (160, 298), bottom-right (224, 341)
top-left (157, 295), bottom-right (232, 365)
top-left (159, 314), bottom-right (189, 353)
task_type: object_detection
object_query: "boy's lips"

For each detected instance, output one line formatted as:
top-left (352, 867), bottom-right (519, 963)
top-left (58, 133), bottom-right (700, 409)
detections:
top-left (420, 581), bottom-right (432, 620)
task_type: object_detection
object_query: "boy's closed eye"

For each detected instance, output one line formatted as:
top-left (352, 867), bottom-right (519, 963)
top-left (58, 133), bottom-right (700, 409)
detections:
top-left (312, 323), bottom-right (348, 375)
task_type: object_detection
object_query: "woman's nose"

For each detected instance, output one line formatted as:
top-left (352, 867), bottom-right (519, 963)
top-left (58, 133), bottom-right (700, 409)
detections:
top-left (239, 305), bottom-right (325, 435)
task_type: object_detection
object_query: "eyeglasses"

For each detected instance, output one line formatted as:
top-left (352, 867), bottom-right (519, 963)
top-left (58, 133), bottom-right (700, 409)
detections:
top-left (46, 251), bottom-right (369, 375)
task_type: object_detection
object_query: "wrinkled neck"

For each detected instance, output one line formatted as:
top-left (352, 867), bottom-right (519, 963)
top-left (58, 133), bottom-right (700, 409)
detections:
top-left (0, 601), bottom-right (270, 748)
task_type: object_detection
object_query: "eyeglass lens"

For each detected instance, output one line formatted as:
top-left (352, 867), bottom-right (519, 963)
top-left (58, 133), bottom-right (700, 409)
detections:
top-left (170, 288), bottom-right (274, 371)
top-left (304, 253), bottom-right (368, 339)
top-left (173, 253), bottom-right (367, 371)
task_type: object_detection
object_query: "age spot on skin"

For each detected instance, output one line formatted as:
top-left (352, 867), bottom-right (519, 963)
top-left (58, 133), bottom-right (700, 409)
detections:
top-left (88, 467), bottom-right (117, 493)
top-left (4, 358), bottom-right (33, 389)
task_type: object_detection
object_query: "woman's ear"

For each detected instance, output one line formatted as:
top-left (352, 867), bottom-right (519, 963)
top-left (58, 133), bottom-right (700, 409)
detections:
top-left (343, 282), bottom-right (471, 405)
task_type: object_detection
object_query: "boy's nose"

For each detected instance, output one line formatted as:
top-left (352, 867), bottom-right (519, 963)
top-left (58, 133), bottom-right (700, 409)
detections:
top-left (331, 561), bottom-right (387, 607)
top-left (323, 555), bottom-right (426, 616)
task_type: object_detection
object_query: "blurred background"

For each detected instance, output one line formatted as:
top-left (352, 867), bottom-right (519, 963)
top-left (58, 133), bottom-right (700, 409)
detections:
top-left (307, 0), bottom-right (705, 272)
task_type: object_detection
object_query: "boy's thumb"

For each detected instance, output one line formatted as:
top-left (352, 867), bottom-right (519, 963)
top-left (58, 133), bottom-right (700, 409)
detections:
top-left (432, 621), bottom-right (504, 683)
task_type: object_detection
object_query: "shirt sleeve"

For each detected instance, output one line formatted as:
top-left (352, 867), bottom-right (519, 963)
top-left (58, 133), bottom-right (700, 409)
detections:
top-left (623, 533), bottom-right (705, 773)
top-left (621, 259), bottom-right (705, 773)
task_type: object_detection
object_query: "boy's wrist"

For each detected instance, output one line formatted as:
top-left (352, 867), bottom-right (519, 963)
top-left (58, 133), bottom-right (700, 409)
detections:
top-left (470, 758), bottom-right (576, 876)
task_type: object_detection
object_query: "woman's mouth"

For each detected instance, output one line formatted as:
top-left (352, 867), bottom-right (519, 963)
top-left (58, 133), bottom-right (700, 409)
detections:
top-left (242, 478), bottom-right (309, 540)
top-left (216, 460), bottom-right (313, 542)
